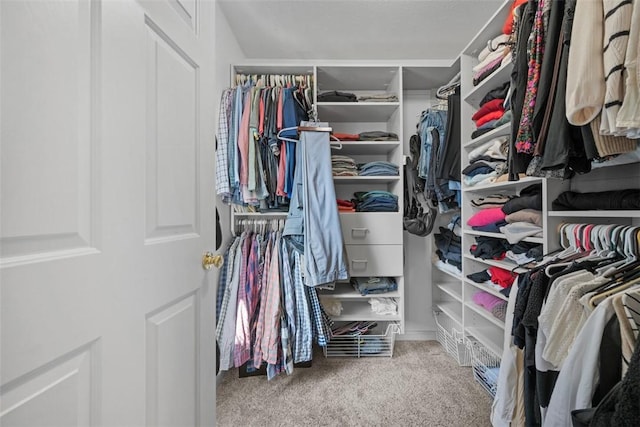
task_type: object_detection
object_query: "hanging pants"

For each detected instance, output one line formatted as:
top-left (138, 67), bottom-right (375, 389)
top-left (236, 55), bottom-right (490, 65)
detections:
top-left (283, 121), bottom-right (349, 287)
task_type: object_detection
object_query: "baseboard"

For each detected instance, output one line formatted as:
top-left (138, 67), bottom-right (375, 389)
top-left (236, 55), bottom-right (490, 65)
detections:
top-left (397, 330), bottom-right (436, 341)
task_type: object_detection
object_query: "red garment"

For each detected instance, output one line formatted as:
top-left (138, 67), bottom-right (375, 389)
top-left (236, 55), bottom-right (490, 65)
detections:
top-left (332, 133), bottom-right (360, 141)
top-left (472, 98), bottom-right (505, 120)
top-left (475, 109), bottom-right (505, 127)
top-left (503, 0), bottom-right (528, 35)
top-left (488, 266), bottom-right (517, 288)
top-left (258, 94), bottom-right (265, 135)
top-left (467, 207), bottom-right (506, 227)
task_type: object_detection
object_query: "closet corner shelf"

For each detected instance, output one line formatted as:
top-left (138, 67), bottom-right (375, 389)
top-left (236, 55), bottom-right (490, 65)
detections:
top-left (463, 254), bottom-right (528, 274)
top-left (319, 287), bottom-right (400, 300)
top-left (465, 326), bottom-right (503, 358)
top-left (463, 122), bottom-right (511, 149)
top-left (548, 210), bottom-right (640, 218)
top-left (462, 176), bottom-right (543, 193)
top-left (338, 140), bottom-right (401, 155)
top-left (464, 302), bottom-right (505, 329)
top-left (436, 283), bottom-right (463, 303)
top-left (434, 263), bottom-right (463, 280)
top-left (463, 278), bottom-right (509, 302)
top-left (316, 102), bottom-right (399, 122)
top-left (435, 302), bottom-right (463, 326)
top-left (333, 176), bottom-right (401, 184)
top-left (463, 61), bottom-right (513, 107)
top-left (464, 229), bottom-right (544, 244)
top-left (232, 211), bottom-right (288, 217)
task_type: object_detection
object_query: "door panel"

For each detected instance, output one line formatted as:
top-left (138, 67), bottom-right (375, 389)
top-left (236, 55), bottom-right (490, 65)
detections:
top-left (146, 293), bottom-right (198, 427)
top-left (0, 0), bottom-right (96, 262)
top-left (1, 0), bottom-right (216, 426)
top-left (145, 18), bottom-right (199, 242)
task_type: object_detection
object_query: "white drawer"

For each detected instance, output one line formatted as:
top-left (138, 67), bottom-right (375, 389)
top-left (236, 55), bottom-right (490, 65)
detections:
top-left (345, 244), bottom-right (403, 277)
top-left (339, 213), bottom-right (402, 245)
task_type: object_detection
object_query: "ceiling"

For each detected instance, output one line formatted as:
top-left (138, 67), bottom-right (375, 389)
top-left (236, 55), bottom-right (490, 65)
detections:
top-left (218, 0), bottom-right (504, 61)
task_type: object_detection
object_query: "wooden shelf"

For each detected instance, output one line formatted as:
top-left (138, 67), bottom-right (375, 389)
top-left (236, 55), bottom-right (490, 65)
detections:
top-left (333, 175), bottom-right (401, 184)
top-left (464, 229), bottom-right (543, 244)
top-left (548, 210), bottom-right (640, 218)
top-left (463, 122), bottom-right (511, 149)
top-left (462, 176), bottom-right (543, 193)
top-left (465, 302), bottom-right (505, 329)
top-left (316, 102), bottom-right (400, 122)
top-left (463, 254), bottom-right (528, 274)
top-left (463, 61), bottom-right (513, 108)
top-left (338, 140), bottom-right (401, 155)
top-left (464, 278), bottom-right (509, 302)
top-left (437, 283), bottom-right (463, 303)
top-left (435, 302), bottom-right (463, 326)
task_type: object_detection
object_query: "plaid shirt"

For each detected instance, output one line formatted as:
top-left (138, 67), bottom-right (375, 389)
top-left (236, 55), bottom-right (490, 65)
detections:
top-left (215, 89), bottom-right (232, 197)
top-left (216, 236), bottom-right (241, 340)
top-left (291, 248), bottom-right (313, 362)
top-left (253, 232), bottom-right (273, 367)
top-left (215, 238), bottom-right (236, 324)
top-left (233, 233), bottom-right (253, 367)
top-left (261, 232), bottom-right (282, 365)
top-left (217, 234), bottom-right (245, 370)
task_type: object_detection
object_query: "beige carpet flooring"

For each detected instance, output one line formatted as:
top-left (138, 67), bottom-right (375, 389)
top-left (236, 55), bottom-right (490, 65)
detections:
top-left (216, 341), bottom-right (492, 427)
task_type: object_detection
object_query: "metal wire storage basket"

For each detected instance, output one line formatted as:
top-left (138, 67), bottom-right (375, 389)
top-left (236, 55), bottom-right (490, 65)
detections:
top-left (467, 339), bottom-right (501, 398)
top-left (433, 310), bottom-right (472, 366)
top-left (323, 322), bottom-right (400, 358)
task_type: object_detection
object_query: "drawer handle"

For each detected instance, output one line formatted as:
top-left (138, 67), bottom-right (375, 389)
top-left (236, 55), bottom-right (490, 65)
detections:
top-left (351, 228), bottom-right (369, 238)
top-left (351, 259), bottom-right (368, 269)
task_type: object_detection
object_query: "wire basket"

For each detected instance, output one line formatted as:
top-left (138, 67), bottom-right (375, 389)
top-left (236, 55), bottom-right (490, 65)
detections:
top-left (467, 339), bottom-right (501, 398)
top-left (323, 322), bottom-right (400, 358)
top-left (433, 310), bottom-right (471, 366)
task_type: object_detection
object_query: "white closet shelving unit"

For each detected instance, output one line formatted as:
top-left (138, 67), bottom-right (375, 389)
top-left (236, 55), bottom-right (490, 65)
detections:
top-left (229, 62), bottom-right (461, 353)
top-left (315, 65), bottom-right (405, 343)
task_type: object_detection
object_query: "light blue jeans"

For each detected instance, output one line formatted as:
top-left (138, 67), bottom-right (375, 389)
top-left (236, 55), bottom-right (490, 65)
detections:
top-left (283, 121), bottom-right (349, 287)
top-left (417, 110), bottom-right (447, 180)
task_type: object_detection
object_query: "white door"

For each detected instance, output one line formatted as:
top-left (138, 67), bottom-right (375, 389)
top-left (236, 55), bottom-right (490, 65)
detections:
top-left (1, 0), bottom-right (217, 426)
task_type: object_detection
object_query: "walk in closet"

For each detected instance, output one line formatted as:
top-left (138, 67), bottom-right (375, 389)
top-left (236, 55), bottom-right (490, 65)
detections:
top-left (214, 0), bottom-right (640, 425)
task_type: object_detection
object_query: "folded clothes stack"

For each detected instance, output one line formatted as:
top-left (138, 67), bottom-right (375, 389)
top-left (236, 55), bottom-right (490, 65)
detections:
top-left (358, 161), bottom-right (399, 176)
top-left (471, 81), bottom-right (512, 140)
top-left (434, 225), bottom-right (462, 271)
top-left (318, 90), bottom-right (357, 102)
top-left (332, 155), bottom-right (358, 176)
top-left (353, 191), bottom-right (398, 212)
top-left (463, 136), bottom-right (509, 186)
top-left (351, 277), bottom-right (398, 296)
top-left (337, 199), bottom-right (356, 212)
top-left (552, 189), bottom-right (640, 210)
top-left (472, 290), bottom-right (509, 322)
top-left (357, 93), bottom-right (398, 102)
top-left (358, 131), bottom-right (399, 141)
top-left (369, 298), bottom-right (398, 316)
top-left (472, 34), bottom-right (513, 86)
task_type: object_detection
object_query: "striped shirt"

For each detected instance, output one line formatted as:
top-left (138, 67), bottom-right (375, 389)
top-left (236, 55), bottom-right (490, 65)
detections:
top-left (215, 89), bottom-right (232, 197)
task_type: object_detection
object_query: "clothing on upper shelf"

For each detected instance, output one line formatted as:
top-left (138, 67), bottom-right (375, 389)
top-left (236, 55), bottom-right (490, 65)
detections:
top-left (215, 76), bottom-right (313, 209)
top-left (331, 155), bottom-right (358, 176)
top-left (337, 198), bottom-right (356, 212)
top-left (501, 184), bottom-right (542, 214)
top-left (317, 90), bottom-right (357, 102)
top-left (351, 277), bottom-right (398, 296)
top-left (358, 161), bottom-right (399, 176)
top-left (358, 131), bottom-right (399, 141)
top-left (471, 194), bottom-right (514, 209)
top-left (499, 222), bottom-right (543, 244)
top-left (356, 93), bottom-right (398, 102)
top-left (467, 207), bottom-right (507, 227)
top-left (369, 298), bottom-right (398, 315)
top-left (352, 191), bottom-right (398, 212)
top-left (552, 189), bottom-right (640, 211)
top-left (434, 225), bottom-right (462, 270)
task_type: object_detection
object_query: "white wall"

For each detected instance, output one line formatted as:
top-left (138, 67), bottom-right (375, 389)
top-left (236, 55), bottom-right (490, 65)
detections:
top-left (400, 90), bottom-right (440, 340)
top-left (214, 3), bottom-right (245, 248)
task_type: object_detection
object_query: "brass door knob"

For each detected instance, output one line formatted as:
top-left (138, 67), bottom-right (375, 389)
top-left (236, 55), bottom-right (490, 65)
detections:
top-left (202, 252), bottom-right (223, 270)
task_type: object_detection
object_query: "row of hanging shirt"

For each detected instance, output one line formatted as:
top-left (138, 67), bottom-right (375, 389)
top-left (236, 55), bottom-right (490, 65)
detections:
top-left (492, 222), bottom-right (640, 427)
top-left (215, 74), bottom-right (314, 210)
top-left (216, 219), bottom-right (334, 380)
